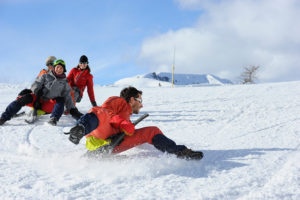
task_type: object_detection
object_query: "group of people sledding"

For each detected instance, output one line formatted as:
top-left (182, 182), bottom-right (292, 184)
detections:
top-left (0, 56), bottom-right (203, 160)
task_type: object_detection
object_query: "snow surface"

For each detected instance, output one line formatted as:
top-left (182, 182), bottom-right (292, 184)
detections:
top-left (0, 81), bottom-right (299, 200)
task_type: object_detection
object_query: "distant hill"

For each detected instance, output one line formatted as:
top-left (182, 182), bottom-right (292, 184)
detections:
top-left (144, 72), bottom-right (232, 85)
top-left (113, 72), bottom-right (232, 87)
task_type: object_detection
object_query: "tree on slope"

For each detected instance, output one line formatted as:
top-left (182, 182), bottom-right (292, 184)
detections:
top-left (240, 65), bottom-right (260, 84)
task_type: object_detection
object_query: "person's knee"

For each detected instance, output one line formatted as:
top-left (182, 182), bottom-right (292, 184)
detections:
top-left (16, 94), bottom-right (33, 106)
top-left (148, 126), bottom-right (163, 135)
top-left (54, 97), bottom-right (64, 103)
top-left (141, 126), bottom-right (163, 144)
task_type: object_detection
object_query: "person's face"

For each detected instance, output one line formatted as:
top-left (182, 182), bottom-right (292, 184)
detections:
top-left (79, 62), bottom-right (88, 70)
top-left (47, 62), bottom-right (54, 71)
top-left (129, 94), bottom-right (143, 114)
top-left (54, 65), bottom-right (64, 75)
top-left (47, 65), bottom-right (54, 71)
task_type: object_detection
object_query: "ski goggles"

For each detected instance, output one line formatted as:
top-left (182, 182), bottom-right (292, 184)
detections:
top-left (54, 59), bottom-right (65, 67)
top-left (135, 98), bottom-right (143, 104)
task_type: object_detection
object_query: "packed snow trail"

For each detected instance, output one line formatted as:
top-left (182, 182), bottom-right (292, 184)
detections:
top-left (0, 81), bottom-right (299, 199)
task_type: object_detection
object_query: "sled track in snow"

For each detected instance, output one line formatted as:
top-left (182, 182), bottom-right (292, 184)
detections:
top-left (24, 125), bottom-right (39, 150)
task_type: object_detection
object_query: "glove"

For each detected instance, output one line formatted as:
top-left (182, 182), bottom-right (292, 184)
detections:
top-left (33, 99), bottom-right (41, 110)
top-left (65, 124), bottom-right (85, 145)
top-left (91, 101), bottom-right (97, 107)
top-left (33, 89), bottom-right (43, 110)
top-left (18, 89), bottom-right (32, 96)
top-left (70, 108), bottom-right (83, 120)
top-left (35, 89), bottom-right (43, 97)
top-left (120, 120), bottom-right (135, 136)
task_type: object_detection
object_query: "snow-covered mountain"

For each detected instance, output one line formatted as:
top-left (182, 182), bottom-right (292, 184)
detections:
top-left (144, 72), bottom-right (232, 85)
top-left (113, 72), bottom-right (232, 87)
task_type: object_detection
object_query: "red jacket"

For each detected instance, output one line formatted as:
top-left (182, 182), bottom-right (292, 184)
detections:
top-left (86, 96), bottom-right (132, 140)
top-left (67, 67), bottom-right (96, 102)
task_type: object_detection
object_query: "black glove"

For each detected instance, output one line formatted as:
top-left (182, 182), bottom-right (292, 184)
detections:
top-left (32, 89), bottom-right (43, 110)
top-left (33, 99), bottom-right (41, 110)
top-left (35, 89), bottom-right (43, 97)
top-left (18, 89), bottom-right (32, 96)
top-left (91, 101), bottom-right (97, 107)
top-left (65, 124), bottom-right (85, 145)
top-left (69, 108), bottom-right (83, 120)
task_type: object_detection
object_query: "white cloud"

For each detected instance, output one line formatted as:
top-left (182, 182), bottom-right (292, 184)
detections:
top-left (139, 0), bottom-right (300, 82)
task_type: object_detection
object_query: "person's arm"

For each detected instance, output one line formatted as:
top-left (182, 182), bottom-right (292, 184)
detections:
top-left (63, 81), bottom-right (83, 120)
top-left (87, 74), bottom-right (96, 106)
top-left (31, 74), bottom-right (46, 95)
top-left (67, 68), bottom-right (75, 85)
top-left (110, 115), bottom-right (135, 136)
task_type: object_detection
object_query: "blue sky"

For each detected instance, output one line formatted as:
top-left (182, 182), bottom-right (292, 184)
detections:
top-left (1, 0), bottom-right (300, 85)
top-left (0, 0), bottom-right (200, 85)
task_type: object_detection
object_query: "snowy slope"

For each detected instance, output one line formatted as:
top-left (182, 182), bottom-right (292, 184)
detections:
top-left (0, 81), bottom-right (299, 200)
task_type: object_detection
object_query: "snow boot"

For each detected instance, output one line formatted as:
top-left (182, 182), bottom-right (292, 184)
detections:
top-left (67, 124), bottom-right (85, 145)
top-left (152, 134), bottom-right (203, 160)
top-left (0, 118), bottom-right (6, 125)
top-left (175, 148), bottom-right (204, 160)
top-left (48, 117), bottom-right (58, 126)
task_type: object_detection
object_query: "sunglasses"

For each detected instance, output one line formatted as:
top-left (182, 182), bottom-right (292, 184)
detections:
top-left (79, 62), bottom-right (88, 65)
top-left (135, 98), bottom-right (143, 104)
top-left (46, 63), bottom-right (53, 66)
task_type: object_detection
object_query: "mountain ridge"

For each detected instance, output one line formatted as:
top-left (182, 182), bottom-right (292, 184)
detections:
top-left (113, 72), bottom-right (232, 87)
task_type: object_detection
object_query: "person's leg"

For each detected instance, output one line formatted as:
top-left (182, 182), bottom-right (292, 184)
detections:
top-left (113, 126), bottom-right (203, 159)
top-left (152, 134), bottom-right (203, 159)
top-left (112, 126), bottom-right (162, 153)
top-left (152, 134), bottom-right (187, 154)
top-left (0, 94), bottom-right (33, 124)
top-left (49, 97), bottom-right (64, 125)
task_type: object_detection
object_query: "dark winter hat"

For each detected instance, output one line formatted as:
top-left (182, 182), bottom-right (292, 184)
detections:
top-left (79, 55), bottom-right (88, 64)
top-left (53, 59), bottom-right (66, 72)
top-left (45, 56), bottom-right (57, 66)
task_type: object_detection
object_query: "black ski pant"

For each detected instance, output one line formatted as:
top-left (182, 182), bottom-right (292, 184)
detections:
top-left (50, 97), bottom-right (64, 120)
top-left (1, 94), bottom-right (33, 121)
top-left (152, 134), bottom-right (187, 154)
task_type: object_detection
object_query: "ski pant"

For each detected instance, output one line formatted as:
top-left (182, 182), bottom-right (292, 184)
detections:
top-left (1, 94), bottom-right (64, 121)
top-left (1, 93), bottom-right (33, 121)
top-left (18, 88), bottom-right (56, 113)
top-left (50, 97), bottom-right (64, 120)
top-left (78, 113), bottom-right (187, 154)
top-left (112, 127), bottom-right (187, 154)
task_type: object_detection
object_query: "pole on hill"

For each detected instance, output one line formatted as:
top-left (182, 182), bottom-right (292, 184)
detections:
top-left (172, 46), bottom-right (176, 88)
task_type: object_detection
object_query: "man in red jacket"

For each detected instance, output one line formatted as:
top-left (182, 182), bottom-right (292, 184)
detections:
top-left (67, 86), bottom-right (203, 160)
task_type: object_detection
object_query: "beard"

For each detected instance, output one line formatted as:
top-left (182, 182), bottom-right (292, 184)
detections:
top-left (133, 109), bottom-right (139, 114)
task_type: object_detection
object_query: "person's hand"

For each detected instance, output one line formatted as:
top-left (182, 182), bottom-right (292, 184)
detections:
top-left (91, 101), bottom-right (97, 107)
top-left (33, 99), bottom-right (41, 110)
top-left (64, 124), bottom-right (85, 145)
top-left (35, 89), bottom-right (43, 97)
top-left (120, 120), bottom-right (135, 136)
top-left (70, 108), bottom-right (83, 120)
